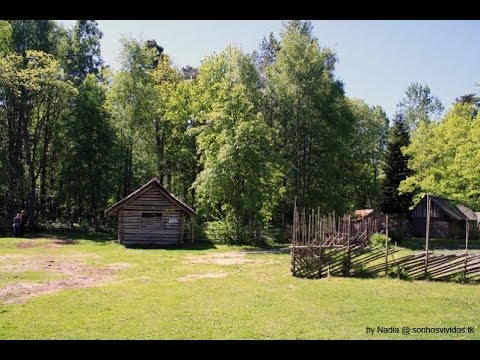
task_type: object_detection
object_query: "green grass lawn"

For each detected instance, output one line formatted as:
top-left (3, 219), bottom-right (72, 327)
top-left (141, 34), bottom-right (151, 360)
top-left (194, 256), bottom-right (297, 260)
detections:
top-left (0, 234), bottom-right (479, 339)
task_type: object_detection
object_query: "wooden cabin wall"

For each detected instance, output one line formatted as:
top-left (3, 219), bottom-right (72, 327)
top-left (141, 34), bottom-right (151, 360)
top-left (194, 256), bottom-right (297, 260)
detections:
top-left (411, 198), bottom-right (445, 219)
top-left (116, 187), bottom-right (185, 244)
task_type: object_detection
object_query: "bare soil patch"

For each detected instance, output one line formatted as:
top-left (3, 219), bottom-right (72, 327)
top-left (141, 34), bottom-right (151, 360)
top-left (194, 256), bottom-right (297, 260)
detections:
top-left (184, 252), bottom-right (278, 265)
top-left (240, 248), bottom-right (290, 254)
top-left (0, 253), bottom-right (130, 304)
top-left (177, 272), bottom-right (229, 282)
top-left (16, 241), bottom-right (42, 249)
top-left (51, 238), bottom-right (77, 246)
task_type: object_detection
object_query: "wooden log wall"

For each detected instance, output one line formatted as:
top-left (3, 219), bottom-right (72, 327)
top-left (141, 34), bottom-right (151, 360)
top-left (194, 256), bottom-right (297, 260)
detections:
top-left (118, 187), bottom-right (184, 245)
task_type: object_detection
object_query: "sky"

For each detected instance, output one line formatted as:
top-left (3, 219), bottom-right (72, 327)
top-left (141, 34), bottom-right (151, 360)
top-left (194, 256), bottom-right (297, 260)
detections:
top-left (58, 20), bottom-right (480, 119)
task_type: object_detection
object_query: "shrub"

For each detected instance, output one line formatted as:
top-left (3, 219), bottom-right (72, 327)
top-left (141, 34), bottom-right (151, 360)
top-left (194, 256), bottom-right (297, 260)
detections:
top-left (341, 254), bottom-right (350, 276)
top-left (205, 220), bottom-right (237, 244)
top-left (389, 229), bottom-right (403, 243)
top-left (205, 220), bottom-right (259, 245)
top-left (388, 265), bottom-right (411, 281)
top-left (422, 271), bottom-right (433, 281)
top-left (184, 219), bottom-right (208, 243)
top-left (352, 263), bottom-right (376, 278)
top-left (451, 271), bottom-right (469, 284)
top-left (369, 233), bottom-right (389, 248)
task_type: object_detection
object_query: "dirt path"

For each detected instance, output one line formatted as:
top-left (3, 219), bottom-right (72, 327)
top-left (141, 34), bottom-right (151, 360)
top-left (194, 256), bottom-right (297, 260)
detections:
top-left (177, 272), bottom-right (229, 281)
top-left (0, 239), bottom-right (130, 304)
top-left (184, 251), bottom-right (279, 265)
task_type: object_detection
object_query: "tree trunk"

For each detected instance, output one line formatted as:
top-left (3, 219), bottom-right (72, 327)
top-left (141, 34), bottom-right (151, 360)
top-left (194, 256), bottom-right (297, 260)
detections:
top-left (20, 91), bottom-right (36, 227)
top-left (28, 175), bottom-right (36, 227)
top-left (155, 120), bottom-right (165, 183)
top-left (122, 141), bottom-right (133, 197)
top-left (91, 194), bottom-right (97, 230)
top-left (6, 94), bottom-right (23, 218)
top-left (166, 160), bottom-right (172, 190)
top-left (39, 125), bottom-right (50, 221)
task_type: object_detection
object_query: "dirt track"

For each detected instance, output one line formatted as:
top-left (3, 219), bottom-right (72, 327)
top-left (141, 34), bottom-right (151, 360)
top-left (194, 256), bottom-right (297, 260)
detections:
top-left (0, 239), bottom-right (130, 304)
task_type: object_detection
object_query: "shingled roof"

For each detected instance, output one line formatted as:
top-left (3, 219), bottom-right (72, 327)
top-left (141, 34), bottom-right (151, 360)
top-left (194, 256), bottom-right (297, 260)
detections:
top-left (430, 196), bottom-right (477, 221)
top-left (353, 209), bottom-right (375, 218)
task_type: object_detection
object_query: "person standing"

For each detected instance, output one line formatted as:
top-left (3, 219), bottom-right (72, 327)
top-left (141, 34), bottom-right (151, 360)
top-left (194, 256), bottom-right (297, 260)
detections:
top-left (19, 210), bottom-right (28, 237)
top-left (13, 213), bottom-right (22, 238)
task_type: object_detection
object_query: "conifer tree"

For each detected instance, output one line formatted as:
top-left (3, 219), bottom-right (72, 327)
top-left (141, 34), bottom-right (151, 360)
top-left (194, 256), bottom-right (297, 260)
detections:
top-left (381, 114), bottom-right (413, 215)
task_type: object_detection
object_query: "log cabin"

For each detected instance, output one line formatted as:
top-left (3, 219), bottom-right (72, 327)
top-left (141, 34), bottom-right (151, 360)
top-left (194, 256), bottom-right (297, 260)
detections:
top-left (105, 178), bottom-right (196, 246)
top-left (352, 209), bottom-right (385, 224)
top-left (411, 195), bottom-right (477, 238)
top-left (352, 209), bottom-right (386, 233)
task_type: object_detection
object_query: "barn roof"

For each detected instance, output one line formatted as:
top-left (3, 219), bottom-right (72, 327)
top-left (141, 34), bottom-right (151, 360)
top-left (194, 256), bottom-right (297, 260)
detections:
top-left (428, 196), bottom-right (477, 221)
top-left (105, 178), bottom-right (196, 217)
top-left (353, 209), bottom-right (375, 218)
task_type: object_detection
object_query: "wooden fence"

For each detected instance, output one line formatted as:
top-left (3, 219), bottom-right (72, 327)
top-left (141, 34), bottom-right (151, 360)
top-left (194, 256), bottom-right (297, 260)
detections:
top-left (291, 204), bottom-right (379, 278)
top-left (291, 205), bottom-right (480, 283)
top-left (364, 251), bottom-right (480, 281)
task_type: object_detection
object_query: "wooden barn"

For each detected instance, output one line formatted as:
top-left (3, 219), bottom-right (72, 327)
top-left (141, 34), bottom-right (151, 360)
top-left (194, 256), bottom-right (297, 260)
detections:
top-left (352, 209), bottom-right (385, 226)
top-left (105, 178), bottom-right (196, 246)
top-left (351, 209), bottom-right (389, 234)
top-left (411, 195), bottom-right (477, 238)
top-left (352, 209), bottom-right (381, 221)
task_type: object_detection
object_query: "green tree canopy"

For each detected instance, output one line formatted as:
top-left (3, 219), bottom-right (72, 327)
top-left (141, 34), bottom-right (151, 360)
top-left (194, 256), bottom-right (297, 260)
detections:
top-left (193, 46), bottom-right (283, 244)
top-left (348, 99), bottom-right (389, 209)
top-left (397, 82), bottom-right (444, 130)
top-left (65, 20), bottom-right (103, 86)
top-left (400, 103), bottom-right (480, 209)
top-left (265, 20), bottom-right (354, 216)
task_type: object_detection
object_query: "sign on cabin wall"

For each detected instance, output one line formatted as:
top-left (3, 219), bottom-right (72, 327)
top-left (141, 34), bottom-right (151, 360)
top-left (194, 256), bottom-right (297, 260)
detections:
top-left (169, 216), bottom-right (179, 224)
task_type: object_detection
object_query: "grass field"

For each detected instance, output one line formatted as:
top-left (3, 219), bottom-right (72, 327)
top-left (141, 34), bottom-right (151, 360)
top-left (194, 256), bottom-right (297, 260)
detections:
top-left (0, 234), bottom-right (479, 339)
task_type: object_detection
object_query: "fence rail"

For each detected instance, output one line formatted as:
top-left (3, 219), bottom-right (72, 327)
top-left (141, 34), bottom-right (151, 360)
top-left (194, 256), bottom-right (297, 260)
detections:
top-left (291, 205), bottom-right (480, 283)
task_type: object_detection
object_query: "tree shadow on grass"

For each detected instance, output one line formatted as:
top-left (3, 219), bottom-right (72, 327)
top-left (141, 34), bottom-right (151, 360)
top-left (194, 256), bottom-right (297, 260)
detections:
top-left (239, 243), bottom-right (290, 254)
top-left (1, 228), bottom-right (219, 250)
top-left (124, 241), bottom-right (216, 250)
top-left (29, 229), bottom-right (115, 244)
